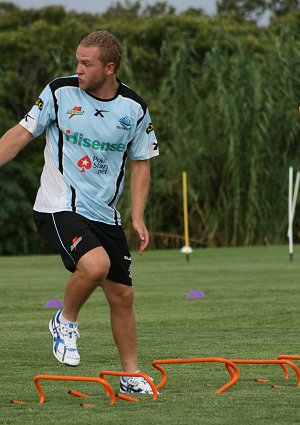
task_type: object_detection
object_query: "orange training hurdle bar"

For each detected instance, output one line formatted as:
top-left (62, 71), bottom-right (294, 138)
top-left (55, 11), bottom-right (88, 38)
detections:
top-left (229, 359), bottom-right (300, 386)
top-left (277, 355), bottom-right (300, 380)
top-left (33, 374), bottom-right (116, 405)
top-left (151, 357), bottom-right (239, 393)
top-left (99, 371), bottom-right (158, 401)
top-left (278, 355), bottom-right (300, 362)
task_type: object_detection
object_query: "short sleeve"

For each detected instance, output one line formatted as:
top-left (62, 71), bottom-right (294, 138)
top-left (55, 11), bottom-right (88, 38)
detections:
top-left (127, 108), bottom-right (159, 160)
top-left (19, 84), bottom-right (56, 138)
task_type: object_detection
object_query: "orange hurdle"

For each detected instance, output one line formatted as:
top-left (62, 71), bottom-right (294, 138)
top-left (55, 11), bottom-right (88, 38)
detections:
top-left (278, 355), bottom-right (300, 362)
top-left (33, 374), bottom-right (116, 405)
top-left (99, 371), bottom-right (158, 401)
top-left (151, 357), bottom-right (239, 393)
top-left (277, 355), bottom-right (300, 380)
top-left (229, 359), bottom-right (300, 386)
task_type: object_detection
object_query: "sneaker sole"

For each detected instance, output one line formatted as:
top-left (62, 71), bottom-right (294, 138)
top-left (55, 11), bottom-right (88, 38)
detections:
top-left (119, 388), bottom-right (154, 395)
top-left (48, 319), bottom-right (80, 367)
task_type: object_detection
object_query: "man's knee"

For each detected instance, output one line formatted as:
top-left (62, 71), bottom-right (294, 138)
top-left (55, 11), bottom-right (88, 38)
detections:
top-left (77, 247), bottom-right (110, 284)
top-left (119, 285), bottom-right (134, 307)
top-left (104, 282), bottom-right (134, 310)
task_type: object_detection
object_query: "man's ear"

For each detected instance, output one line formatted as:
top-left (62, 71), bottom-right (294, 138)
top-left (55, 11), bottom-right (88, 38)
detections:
top-left (106, 62), bottom-right (116, 76)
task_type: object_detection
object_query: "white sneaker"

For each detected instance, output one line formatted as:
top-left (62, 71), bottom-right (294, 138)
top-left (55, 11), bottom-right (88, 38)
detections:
top-left (119, 376), bottom-right (155, 395)
top-left (49, 309), bottom-right (80, 367)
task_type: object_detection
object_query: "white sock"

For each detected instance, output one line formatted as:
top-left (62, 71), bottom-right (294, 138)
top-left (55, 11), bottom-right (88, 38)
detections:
top-left (60, 312), bottom-right (78, 325)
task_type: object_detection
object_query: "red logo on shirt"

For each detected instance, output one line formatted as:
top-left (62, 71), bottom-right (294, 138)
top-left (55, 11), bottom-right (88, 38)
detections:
top-left (67, 106), bottom-right (84, 119)
top-left (77, 156), bottom-right (92, 173)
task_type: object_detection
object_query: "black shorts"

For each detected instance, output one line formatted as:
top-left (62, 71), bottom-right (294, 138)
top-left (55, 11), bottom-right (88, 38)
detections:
top-left (33, 211), bottom-right (132, 286)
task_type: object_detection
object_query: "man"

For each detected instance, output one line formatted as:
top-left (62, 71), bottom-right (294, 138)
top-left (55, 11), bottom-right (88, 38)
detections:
top-left (0, 31), bottom-right (159, 394)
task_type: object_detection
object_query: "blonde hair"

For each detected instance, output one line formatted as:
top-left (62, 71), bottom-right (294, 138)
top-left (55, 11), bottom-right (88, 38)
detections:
top-left (80, 31), bottom-right (122, 72)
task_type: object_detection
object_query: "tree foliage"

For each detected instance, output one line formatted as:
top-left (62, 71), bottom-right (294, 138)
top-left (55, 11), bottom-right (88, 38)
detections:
top-left (0, 2), bottom-right (300, 253)
top-left (217, 0), bottom-right (300, 18)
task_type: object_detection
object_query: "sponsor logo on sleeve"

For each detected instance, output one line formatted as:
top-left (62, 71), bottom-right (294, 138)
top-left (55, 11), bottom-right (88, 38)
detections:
top-left (24, 113), bottom-right (35, 122)
top-left (34, 98), bottom-right (44, 111)
top-left (146, 122), bottom-right (154, 134)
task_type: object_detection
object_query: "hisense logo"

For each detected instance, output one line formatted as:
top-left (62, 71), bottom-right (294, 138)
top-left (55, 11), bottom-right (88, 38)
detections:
top-left (65, 130), bottom-right (125, 152)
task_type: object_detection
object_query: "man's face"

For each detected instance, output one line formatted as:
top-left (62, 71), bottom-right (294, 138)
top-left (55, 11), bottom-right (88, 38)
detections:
top-left (76, 45), bottom-right (111, 94)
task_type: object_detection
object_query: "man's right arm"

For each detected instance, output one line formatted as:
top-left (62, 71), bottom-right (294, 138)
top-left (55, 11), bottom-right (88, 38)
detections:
top-left (0, 124), bottom-right (33, 167)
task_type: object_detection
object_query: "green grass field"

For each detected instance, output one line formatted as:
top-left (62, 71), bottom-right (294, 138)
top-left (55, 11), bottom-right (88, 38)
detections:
top-left (1, 245), bottom-right (300, 424)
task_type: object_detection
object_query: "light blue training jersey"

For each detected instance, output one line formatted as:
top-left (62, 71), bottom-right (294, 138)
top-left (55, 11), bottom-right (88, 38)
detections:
top-left (19, 75), bottom-right (159, 225)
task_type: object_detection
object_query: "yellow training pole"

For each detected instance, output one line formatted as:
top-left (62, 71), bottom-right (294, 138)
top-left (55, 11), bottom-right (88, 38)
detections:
top-left (182, 171), bottom-right (190, 262)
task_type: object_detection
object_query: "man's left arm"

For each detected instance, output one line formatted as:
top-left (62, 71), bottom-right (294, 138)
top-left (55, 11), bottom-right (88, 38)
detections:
top-left (130, 159), bottom-right (151, 255)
